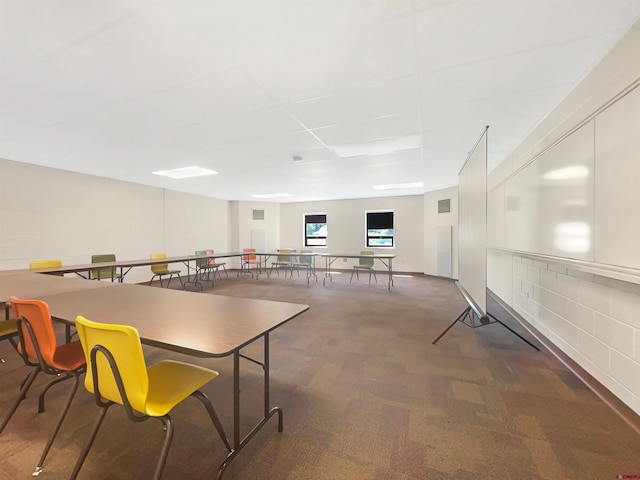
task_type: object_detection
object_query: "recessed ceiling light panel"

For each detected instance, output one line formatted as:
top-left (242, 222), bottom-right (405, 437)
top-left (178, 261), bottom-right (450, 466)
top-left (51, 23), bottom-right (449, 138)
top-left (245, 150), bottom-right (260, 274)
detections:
top-left (152, 166), bottom-right (218, 179)
top-left (372, 182), bottom-right (423, 191)
top-left (251, 193), bottom-right (292, 199)
top-left (330, 134), bottom-right (420, 158)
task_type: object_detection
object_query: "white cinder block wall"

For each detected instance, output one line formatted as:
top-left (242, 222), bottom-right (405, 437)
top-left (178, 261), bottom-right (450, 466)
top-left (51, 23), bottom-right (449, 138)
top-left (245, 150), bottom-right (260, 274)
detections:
top-left (488, 23), bottom-right (640, 415)
top-left (0, 159), bottom-right (230, 283)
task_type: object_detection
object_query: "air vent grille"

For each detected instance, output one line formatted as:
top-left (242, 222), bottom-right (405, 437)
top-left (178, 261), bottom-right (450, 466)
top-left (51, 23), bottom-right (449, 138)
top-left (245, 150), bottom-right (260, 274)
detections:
top-left (438, 199), bottom-right (451, 213)
top-left (252, 209), bottom-right (265, 220)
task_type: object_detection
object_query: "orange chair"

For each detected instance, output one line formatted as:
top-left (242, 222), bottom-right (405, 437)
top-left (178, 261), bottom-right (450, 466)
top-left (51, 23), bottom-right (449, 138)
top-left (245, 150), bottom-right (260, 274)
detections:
top-left (238, 248), bottom-right (260, 277)
top-left (205, 249), bottom-right (228, 280)
top-left (1, 297), bottom-right (86, 477)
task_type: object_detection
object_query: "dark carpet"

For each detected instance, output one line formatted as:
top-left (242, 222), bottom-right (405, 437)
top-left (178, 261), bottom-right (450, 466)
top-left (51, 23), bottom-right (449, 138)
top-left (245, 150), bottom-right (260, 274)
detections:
top-left (1, 271), bottom-right (638, 479)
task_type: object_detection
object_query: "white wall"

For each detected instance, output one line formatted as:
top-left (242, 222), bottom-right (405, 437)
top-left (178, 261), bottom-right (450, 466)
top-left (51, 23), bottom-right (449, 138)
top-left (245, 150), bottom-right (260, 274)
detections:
top-left (280, 195), bottom-right (424, 273)
top-left (488, 22), bottom-right (640, 415)
top-left (0, 158), bottom-right (230, 283)
top-left (423, 187), bottom-right (458, 278)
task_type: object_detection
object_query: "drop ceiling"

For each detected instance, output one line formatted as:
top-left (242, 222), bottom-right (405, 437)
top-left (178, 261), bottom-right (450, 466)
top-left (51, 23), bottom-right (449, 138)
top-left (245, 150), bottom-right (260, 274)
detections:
top-left (1, 0), bottom-right (639, 203)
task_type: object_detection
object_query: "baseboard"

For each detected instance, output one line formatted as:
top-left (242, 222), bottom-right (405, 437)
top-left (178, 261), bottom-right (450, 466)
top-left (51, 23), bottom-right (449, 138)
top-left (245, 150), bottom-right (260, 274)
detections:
top-left (487, 289), bottom-right (640, 436)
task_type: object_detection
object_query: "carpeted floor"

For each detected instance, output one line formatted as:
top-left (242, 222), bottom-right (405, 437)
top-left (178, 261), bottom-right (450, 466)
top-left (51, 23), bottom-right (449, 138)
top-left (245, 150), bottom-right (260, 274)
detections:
top-left (1, 271), bottom-right (639, 479)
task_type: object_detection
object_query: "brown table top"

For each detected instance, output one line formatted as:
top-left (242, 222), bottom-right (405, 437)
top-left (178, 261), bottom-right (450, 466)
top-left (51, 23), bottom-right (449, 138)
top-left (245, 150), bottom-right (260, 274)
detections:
top-left (40, 283), bottom-right (309, 357)
top-left (0, 271), bottom-right (117, 303)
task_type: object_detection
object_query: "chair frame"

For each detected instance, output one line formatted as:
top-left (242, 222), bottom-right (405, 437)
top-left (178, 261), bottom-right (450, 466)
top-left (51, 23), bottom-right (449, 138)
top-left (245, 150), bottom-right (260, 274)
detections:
top-left (350, 251), bottom-right (378, 286)
top-left (269, 249), bottom-right (294, 279)
top-left (90, 254), bottom-right (122, 282)
top-left (71, 342), bottom-right (230, 480)
top-left (0, 314), bottom-right (85, 477)
top-left (238, 249), bottom-right (260, 277)
top-left (148, 254), bottom-right (184, 289)
top-left (292, 250), bottom-right (316, 285)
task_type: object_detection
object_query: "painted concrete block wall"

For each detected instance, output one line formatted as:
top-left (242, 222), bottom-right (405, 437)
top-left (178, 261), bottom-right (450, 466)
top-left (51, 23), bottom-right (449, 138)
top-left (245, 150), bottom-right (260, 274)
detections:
top-left (487, 22), bottom-right (640, 415)
top-left (423, 187), bottom-right (458, 278)
top-left (0, 158), bottom-right (229, 283)
top-left (280, 195), bottom-right (424, 273)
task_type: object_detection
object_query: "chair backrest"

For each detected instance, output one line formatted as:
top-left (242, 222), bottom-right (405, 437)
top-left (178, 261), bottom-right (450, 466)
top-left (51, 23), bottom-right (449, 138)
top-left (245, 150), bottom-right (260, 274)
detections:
top-left (360, 250), bottom-right (374, 267)
top-left (29, 259), bottom-right (64, 276)
top-left (195, 250), bottom-right (207, 269)
top-left (298, 249), bottom-right (312, 265)
top-left (75, 315), bottom-right (149, 412)
top-left (9, 296), bottom-right (58, 366)
top-left (243, 248), bottom-right (256, 262)
top-left (150, 253), bottom-right (169, 274)
top-left (205, 249), bottom-right (217, 266)
top-left (278, 248), bottom-right (292, 262)
top-left (91, 254), bottom-right (117, 280)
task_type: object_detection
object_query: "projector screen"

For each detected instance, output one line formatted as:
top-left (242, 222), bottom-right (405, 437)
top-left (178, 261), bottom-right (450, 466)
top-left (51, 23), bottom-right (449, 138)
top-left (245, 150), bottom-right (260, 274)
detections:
top-left (457, 127), bottom-right (488, 320)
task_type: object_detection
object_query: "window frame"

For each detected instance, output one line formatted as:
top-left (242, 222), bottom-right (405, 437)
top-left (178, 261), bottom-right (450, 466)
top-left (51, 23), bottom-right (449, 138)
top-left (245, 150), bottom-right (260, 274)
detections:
top-left (303, 212), bottom-right (327, 247)
top-left (365, 210), bottom-right (394, 248)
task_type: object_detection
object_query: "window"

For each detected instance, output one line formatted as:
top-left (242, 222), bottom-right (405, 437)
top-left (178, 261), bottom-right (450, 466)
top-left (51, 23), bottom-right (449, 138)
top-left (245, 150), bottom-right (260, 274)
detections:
top-left (304, 213), bottom-right (327, 247)
top-left (366, 210), bottom-right (394, 247)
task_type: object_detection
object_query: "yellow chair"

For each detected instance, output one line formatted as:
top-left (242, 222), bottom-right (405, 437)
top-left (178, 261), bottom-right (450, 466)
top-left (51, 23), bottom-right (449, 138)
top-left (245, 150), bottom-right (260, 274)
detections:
top-left (0, 309), bottom-right (18, 363)
top-left (350, 250), bottom-right (377, 286)
top-left (70, 316), bottom-right (230, 480)
top-left (29, 259), bottom-right (64, 277)
top-left (270, 248), bottom-right (294, 278)
top-left (148, 253), bottom-right (183, 289)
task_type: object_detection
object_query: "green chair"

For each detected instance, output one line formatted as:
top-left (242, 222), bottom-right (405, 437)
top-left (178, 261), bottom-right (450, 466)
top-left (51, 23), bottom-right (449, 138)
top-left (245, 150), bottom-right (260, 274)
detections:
top-left (184, 250), bottom-right (212, 291)
top-left (70, 315), bottom-right (230, 480)
top-left (90, 254), bottom-right (122, 282)
top-left (350, 250), bottom-right (377, 286)
top-left (148, 253), bottom-right (183, 289)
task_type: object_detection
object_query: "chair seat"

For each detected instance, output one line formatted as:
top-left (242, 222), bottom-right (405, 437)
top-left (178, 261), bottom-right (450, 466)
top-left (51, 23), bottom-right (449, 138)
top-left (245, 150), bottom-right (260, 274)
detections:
top-left (152, 268), bottom-right (181, 275)
top-left (0, 318), bottom-right (18, 338)
top-left (140, 360), bottom-right (219, 417)
top-left (51, 341), bottom-right (86, 371)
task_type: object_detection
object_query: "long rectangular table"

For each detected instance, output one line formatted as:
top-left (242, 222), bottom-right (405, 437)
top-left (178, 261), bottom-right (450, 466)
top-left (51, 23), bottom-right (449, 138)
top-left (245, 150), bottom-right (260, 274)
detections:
top-left (320, 252), bottom-right (396, 290)
top-left (0, 272), bottom-right (309, 479)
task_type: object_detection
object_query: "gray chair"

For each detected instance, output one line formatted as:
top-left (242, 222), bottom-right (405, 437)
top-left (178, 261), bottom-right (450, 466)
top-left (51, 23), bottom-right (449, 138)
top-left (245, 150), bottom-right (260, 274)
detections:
top-left (350, 250), bottom-right (377, 286)
top-left (292, 249), bottom-right (315, 284)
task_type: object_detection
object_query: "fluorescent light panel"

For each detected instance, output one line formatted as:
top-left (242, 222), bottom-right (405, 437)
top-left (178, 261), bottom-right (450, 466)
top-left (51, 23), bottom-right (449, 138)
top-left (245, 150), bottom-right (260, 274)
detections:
top-left (152, 166), bottom-right (218, 179)
top-left (330, 134), bottom-right (420, 158)
top-left (373, 182), bottom-right (423, 191)
top-left (252, 193), bottom-right (292, 199)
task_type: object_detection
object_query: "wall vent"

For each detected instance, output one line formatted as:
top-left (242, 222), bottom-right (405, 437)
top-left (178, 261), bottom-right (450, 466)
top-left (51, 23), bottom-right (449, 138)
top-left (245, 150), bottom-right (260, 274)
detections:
top-left (438, 199), bottom-right (451, 213)
top-left (252, 209), bottom-right (265, 220)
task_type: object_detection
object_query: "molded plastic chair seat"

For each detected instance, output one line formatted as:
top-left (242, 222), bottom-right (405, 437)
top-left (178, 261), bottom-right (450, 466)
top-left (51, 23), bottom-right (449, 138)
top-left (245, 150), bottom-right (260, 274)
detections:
top-left (350, 250), bottom-right (377, 286)
top-left (90, 254), bottom-right (122, 282)
top-left (238, 248), bottom-right (260, 277)
top-left (292, 249), bottom-right (316, 284)
top-left (0, 316), bottom-right (18, 363)
top-left (30, 259), bottom-right (64, 277)
top-left (1, 297), bottom-right (86, 477)
top-left (148, 253), bottom-right (183, 289)
top-left (270, 248), bottom-right (294, 278)
top-left (205, 249), bottom-right (228, 280)
top-left (71, 316), bottom-right (230, 480)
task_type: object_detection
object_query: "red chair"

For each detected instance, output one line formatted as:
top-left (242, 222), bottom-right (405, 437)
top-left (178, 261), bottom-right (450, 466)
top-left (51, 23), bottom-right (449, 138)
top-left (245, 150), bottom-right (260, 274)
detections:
top-left (205, 249), bottom-right (228, 280)
top-left (1, 296), bottom-right (86, 477)
top-left (238, 248), bottom-right (260, 277)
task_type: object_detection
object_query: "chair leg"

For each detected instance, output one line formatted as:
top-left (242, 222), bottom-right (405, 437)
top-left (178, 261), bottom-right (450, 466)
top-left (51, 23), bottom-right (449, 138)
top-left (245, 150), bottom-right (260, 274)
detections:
top-left (154, 416), bottom-right (174, 480)
top-left (38, 372), bottom-right (73, 413)
top-left (70, 405), bottom-right (110, 480)
top-left (0, 367), bottom-right (41, 434)
top-left (191, 391), bottom-right (231, 452)
top-left (33, 372), bottom-right (81, 476)
top-left (350, 268), bottom-right (355, 284)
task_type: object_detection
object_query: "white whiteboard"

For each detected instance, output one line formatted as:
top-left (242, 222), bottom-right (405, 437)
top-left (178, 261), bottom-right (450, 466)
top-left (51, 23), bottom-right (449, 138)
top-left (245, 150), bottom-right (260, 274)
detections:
top-left (457, 128), bottom-right (488, 317)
